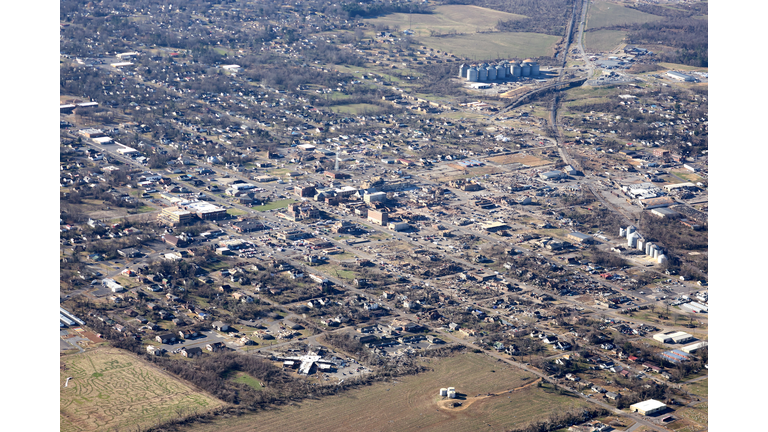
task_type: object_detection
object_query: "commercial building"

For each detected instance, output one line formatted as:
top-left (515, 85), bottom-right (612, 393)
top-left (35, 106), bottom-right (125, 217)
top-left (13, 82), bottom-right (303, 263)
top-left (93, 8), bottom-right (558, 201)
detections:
top-left (630, 399), bottom-right (667, 416)
top-left (653, 331), bottom-right (694, 344)
top-left (681, 341), bottom-right (708, 354)
top-left (364, 191), bottom-right (387, 203)
top-left (157, 207), bottom-right (194, 226)
top-left (650, 208), bottom-right (680, 219)
top-left (181, 201), bottom-right (228, 220)
top-left (567, 232), bottom-right (594, 244)
top-left (638, 196), bottom-right (676, 209)
top-left (388, 222), bottom-right (410, 232)
top-left (666, 71), bottom-right (694, 82)
top-left (539, 170), bottom-right (563, 180)
top-left (680, 301), bottom-right (708, 314)
top-left (368, 210), bottom-right (388, 226)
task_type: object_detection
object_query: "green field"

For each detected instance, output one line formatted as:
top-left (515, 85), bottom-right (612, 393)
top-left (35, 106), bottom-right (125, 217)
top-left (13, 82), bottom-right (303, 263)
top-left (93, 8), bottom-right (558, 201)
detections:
top-left (586, 0), bottom-right (663, 29)
top-left (252, 199), bottom-right (298, 212)
top-left (419, 32), bottom-right (561, 60)
top-left (585, 29), bottom-right (627, 52)
top-left (367, 5), bottom-right (526, 35)
top-left (685, 378), bottom-right (708, 398)
top-left (366, 5), bottom-right (557, 59)
top-left (229, 371), bottom-right (264, 391)
top-left (183, 352), bottom-right (589, 432)
top-left (658, 62), bottom-right (709, 73)
top-left (330, 103), bottom-right (384, 115)
top-left (60, 349), bottom-right (223, 432)
top-left (226, 208), bottom-right (248, 217)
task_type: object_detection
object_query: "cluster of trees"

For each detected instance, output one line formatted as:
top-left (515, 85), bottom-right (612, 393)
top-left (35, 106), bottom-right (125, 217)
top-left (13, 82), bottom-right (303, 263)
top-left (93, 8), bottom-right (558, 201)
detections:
top-left (624, 18), bottom-right (707, 67)
top-left (472, 0), bottom-right (576, 36)
top-left (342, 1), bottom-right (432, 19)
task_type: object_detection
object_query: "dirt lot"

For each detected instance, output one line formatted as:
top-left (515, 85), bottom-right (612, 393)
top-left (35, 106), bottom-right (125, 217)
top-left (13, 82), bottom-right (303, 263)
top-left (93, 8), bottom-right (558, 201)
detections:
top-left (486, 153), bottom-right (551, 167)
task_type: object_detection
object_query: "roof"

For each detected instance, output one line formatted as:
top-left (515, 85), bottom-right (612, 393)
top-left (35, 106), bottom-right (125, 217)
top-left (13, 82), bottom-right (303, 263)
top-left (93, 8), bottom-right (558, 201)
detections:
top-left (631, 399), bottom-right (666, 411)
top-left (568, 232), bottom-right (592, 240)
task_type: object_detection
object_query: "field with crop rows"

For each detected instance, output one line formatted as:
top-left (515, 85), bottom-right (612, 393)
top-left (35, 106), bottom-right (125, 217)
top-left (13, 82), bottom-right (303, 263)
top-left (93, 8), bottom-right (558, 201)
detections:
top-left (60, 349), bottom-right (223, 432)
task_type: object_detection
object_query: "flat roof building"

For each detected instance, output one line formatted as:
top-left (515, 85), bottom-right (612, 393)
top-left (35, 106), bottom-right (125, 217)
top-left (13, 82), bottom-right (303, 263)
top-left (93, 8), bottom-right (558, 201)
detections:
top-left (630, 399), bottom-right (667, 416)
top-left (567, 232), bottom-right (594, 244)
top-left (158, 207), bottom-right (194, 226)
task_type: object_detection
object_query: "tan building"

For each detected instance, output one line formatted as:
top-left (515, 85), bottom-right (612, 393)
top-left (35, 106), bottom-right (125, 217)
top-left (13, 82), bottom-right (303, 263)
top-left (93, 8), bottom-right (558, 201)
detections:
top-left (158, 207), bottom-right (193, 226)
top-left (368, 209), bottom-right (388, 226)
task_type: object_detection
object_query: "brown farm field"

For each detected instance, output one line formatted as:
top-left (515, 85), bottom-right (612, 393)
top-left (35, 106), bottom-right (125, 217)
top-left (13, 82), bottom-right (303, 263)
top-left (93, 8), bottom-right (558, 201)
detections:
top-left (183, 353), bottom-right (590, 432)
top-left (60, 348), bottom-right (224, 432)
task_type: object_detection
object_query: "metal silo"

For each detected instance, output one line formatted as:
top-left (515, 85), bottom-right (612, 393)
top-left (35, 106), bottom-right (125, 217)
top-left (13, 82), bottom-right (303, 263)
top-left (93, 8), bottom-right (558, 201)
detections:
top-left (652, 248), bottom-right (660, 259)
top-left (487, 66), bottom-right (497, 81)
top-left (619, 228), bottom-right (626, 237)
top-left (626, 225), bottom-right (636, 236)
top-left (511, 63), bottom-right (521, 77)
top-left (459, 64), bottom-right (469, 78)
top-left (496, 64), bottom-right (506, 79)
top-left (478, 67), bottom-right (488, 81)
top-left (467, 67), bottom-right (478, 82)
top-left (645, 243), bottom-right (653, 255)
top-left (530, 62), bottom-right (540, 76)
top-left (440, 388), bottom-right (448, 397)
top-left (657, 254), bottom-right (668, 265)
top-left (637, 238), bottom-right (646, 251)
top-left (627, 233), bottom-right (638, 248)
top-left (448, 390), bottom-right (456, 399)
top-left (521, 63), bottom-right (531, 77)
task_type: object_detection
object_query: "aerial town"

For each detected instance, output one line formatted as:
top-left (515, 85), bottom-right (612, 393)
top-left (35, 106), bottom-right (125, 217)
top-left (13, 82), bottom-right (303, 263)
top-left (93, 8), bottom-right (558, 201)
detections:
top-left (59, 0), bottom-right (709, 431)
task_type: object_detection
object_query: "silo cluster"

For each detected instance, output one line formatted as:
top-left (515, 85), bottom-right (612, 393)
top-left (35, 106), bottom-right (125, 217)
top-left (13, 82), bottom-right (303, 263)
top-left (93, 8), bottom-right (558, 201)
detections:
top-left (462, 59), bottom-right (540, 82)
top-left (621, 225), bottom-right (665, 263)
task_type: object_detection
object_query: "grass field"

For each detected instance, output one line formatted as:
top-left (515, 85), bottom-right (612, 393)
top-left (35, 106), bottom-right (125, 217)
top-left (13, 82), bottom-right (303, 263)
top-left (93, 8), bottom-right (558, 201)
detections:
top-left (586, 0), bottom-right (663, 29)
top-left (60, 348), bottom-right (223, 432)
top-left (252, 199), bottom-right (298, 212)
top-left (658, 62), bottom-right (709, 73)
top-left (228, 371), bottom-right (264, 391)
top-left (419, 32), bottom-right (561, 60)
top-left (226, 208), bottom-right (248, 217)
top-left (183, 353), bottom-right (589, 432)
top-left (585, 29), bottom-right (627, 53)
top-left (685, 378), bottom-right (708, 398)
top-left (367, 5), bottom-right (526, 35)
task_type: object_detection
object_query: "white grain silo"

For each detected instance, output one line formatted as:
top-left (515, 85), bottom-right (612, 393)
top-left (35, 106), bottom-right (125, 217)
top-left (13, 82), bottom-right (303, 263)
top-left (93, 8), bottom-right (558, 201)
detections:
top-left (658, 254), bottom-right (668, 265)
top-left (637, 238), bottom-right (646, 251)
top-left (467, 67), bottom-right (479, 82)
top-left (521, 63), bottom-right (531, 77)
top-left (645, 242), bottom-right (654, 256)
top-left (511, 63), bottom-right (521, 77)
top-left (459, 64), bottom-right (469, 78)
top-left (529, 61), bottom-right (540, 76)
top-left (619, 228), bottom-right (626, 237)
top-left (478, 67), bottom-right (488, 81)
top-left (440, 388), bottom-right (448, 397)
top-left (627, 232), bottom-right (638, 248)
top-left (496, 64), bottom-right (506, 79)
top-left (626, 225), bottom-right (636, 236)
top-left (487, 66), bottom-right (497, 81)
top-left (652, 248), bottom-right (660, 259)
top-left (448, 390), bottom-right (456, 399)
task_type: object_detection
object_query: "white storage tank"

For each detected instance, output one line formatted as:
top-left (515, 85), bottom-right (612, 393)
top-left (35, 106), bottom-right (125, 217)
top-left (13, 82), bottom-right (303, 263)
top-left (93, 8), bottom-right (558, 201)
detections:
top-left (487, 66), bottom-right (497, 81)
top-left (530, 62), bottom-right (540, 76)
top-left (448, 390), bottom-right (456, 399)
top-left (521, 63), bottom-right (531, 77)
top-left (627, 233), bottom-right (638, 248)
top-left (459, 64), bottom-right (469, 78)
top-left (440, 388), bottom-right (448, 397)
top-left (496, 65), bottom-right (506, 79)
top-left (619, 228), bottom-right (625, 237)
top-left (511, 63), bottom-right (521, 77)
top-left (478, 67), bottom-right (488, 81)
top-left (646, 243), bottom-right (654, 255)
top-left (637, 238), bottom-right (646, 251)
top-left (467, 67), bottom-right (478, 82)
top-left (658, 254), bottom-right (668, 264)
top-left (626, 225), bottom-right (636, 236)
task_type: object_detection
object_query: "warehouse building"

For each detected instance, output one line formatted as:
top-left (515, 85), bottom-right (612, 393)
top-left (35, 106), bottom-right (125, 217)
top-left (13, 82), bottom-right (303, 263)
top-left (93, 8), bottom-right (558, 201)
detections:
top-left (666, 71), bottom-right (694, 82)
top-left (630, 399), bottom-right (667, 416)
top-left (681, 341), bottom-right (708, 354)
top-left (567, 232), bottom-right (594, 244)
top-left (181, 201), bottom-right (228, 220)
top-left (653, 331), bottom-right (694, 344)
top-left (680, 301), bottom-right (708, 314)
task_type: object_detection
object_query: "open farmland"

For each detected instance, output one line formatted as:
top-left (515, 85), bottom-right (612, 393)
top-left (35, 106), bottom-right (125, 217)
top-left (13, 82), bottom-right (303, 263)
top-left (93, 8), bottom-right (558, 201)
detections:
top-left (60, 349), bottom-right (224, 432)
top-left (586, 1), bottom-right (663, 29)
top-left (367, 5), bottom-right (526, 35)
top-left (419, 32), bottom-right (561, 60)
top-left (584, 29), bottom-right (627, 53)
top-left (184, 353), bottom-right (589, 432)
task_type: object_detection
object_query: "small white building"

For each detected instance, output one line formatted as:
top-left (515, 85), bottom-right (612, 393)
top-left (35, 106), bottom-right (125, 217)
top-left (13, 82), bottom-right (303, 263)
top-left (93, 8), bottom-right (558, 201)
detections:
top-left (630, 399), bottom-right (667, 416)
